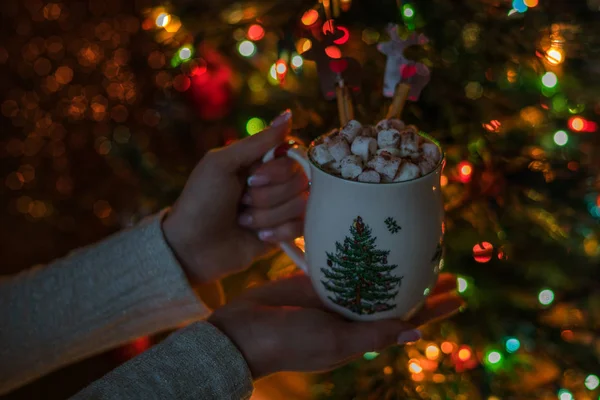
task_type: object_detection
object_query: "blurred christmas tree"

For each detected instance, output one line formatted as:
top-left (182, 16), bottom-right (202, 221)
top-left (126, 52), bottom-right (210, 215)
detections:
top-left (1, 0), bottom-right (600, 398)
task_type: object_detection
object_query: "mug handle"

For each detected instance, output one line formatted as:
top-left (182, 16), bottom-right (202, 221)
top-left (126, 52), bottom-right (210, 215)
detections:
top-left (261, 142), bottom-right (312, 274)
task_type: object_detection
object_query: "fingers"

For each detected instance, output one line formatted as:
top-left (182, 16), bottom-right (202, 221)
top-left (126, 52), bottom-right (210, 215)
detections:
top-left (334, 319), bottom-right (418, 359)
top-left (430, 273), bottom-right (457, 296)
top-left (220, 110), bottom-right (291, 171)
top-left (256, 219), bottom-right (304, 242)
top-left (410, 292), bottom-right (465, 327)
top-left (239, 193), bottom-right (307, 230)
top-left (244, 172), bottom-right (309, 208)
top-left (242, 274), bottom-right (326, 309)
top-left (245, 157), bottom-right (299, 189)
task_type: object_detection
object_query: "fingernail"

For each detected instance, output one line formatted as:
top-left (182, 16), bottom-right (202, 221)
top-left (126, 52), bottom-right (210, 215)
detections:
top-left (397, 329), bottom-right (422, 345)
top-left (271, 110), bottom-right (292, 127)
top-left (238, 213), bottom-right (253, 227)
top-left (247, 174), bottom-right (270, 187)
top-left (258, 230), bottom-right (276, 241)
top-left (241, 193), bottom-right (252, 205)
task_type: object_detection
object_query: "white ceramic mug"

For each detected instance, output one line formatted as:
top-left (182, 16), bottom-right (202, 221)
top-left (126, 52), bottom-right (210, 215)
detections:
top-left (262, 136), bottom-right (445, 322)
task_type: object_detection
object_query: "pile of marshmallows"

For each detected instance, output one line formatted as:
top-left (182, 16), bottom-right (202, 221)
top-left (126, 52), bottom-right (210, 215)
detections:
top-left (310, 119), bottom-right (442, 183)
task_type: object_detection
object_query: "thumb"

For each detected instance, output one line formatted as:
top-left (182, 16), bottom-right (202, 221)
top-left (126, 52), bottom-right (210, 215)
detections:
top-left (335, 320), bottom-right (421, 359)
top-left (222, 110), bottom-right (292, 170)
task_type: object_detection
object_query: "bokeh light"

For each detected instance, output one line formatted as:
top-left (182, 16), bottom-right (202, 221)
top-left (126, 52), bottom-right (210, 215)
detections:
top-left (178, 46), bottom-right (193, 61)
top-left (291, 55), bottom-right (303, 69)
top-left (553, 130), bottom-right (568, 146)
top-left (557, 389), bottom-right (573, 400)
top-left (538, 289), bottom-right (555, 306)
top-left (541, 72), bottom-right (558, 88)
top-left (238, 40), bottom-right (256, 57)
top-left (457, 346), bottom-right (472, 361)
top-left (545, 48), bottom-right (564, 65)
top-left (246, 117), bottom-right (266, 135)
top-left (584, 374), bottom-right (599, 390)
top-left (457, 277), bottom-right (468, 293)
top-left (505, 338), bottom-right (520, 353)
top-left (301, 9), bottom-right (319, 26)
top-left (512, 0), bottom-right (528, 12)
top-left (363, 351), bottom-right (379, 360)
top-left (425, 344), bottom-right (440, 360)
top-left (485, 350), bottom-right (502, 366)
top-left (325, 46), bottom-right (342, 59)
top-left (568, 116), bottom-right (586, 132)
top-left (247, 24), bottom-right (265, 41)
top-left (156, 13), bottom-right (170, 28)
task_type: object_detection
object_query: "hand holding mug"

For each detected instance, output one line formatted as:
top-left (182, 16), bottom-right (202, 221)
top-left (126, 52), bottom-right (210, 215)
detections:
top-left (163, 110), bottom-right (308, 285)
top-left (209, 273), bottom-right (464, 379)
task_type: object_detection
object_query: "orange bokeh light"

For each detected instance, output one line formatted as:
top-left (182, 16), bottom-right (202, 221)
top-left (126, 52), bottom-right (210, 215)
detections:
top-left (440, 175), bottom-right (448, 187)
top-left (569, 117), bottom-right (585, 132)
top-left (458, 347), bottom-right (472, 361)
top-left (325, 45), bottom-right (342, 59)
top-left (247, 24), bottom-right (265, 41)
top-left (441, 342), bottom-right (454, 354)
top-left (301, 9), bottom-right (319, 26)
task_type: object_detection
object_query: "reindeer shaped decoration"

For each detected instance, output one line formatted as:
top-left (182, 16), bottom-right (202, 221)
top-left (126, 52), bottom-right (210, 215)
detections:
top-left (378, 24), bottom-right (430, 101)
top-left (302, 21), bottom-right (362, 100)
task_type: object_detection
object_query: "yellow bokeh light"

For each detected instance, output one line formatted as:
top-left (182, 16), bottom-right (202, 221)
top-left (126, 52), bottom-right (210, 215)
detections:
top-left (458, 348), bottom-right (472, 361)
top-left (156, 13), bottom-right (170, 27)
top-left (383, 366), bottom-right (393, 375)
top-left (524, 0), bottom-right (538, 6)
top-left (408, 360), bottom-right (423, 374)
top-left (546, 48), bottom-right (564, 65)
top-left (425, 344), bottom-right (440, 360)
top-left (296, 38), bottom-right (312, 54)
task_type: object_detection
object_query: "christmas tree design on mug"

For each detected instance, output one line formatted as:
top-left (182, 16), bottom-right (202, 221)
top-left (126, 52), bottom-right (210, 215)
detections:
top-left (320, 216), bottom-right (404, 315)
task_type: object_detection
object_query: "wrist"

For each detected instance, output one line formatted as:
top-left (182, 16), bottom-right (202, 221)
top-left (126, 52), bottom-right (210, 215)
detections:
top-left (162, 210), bottom-right (210, 286)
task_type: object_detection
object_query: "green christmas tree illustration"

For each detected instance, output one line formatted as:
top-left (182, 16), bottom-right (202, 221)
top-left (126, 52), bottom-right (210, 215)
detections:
top-left (321, 216), bottom-right (404, 315)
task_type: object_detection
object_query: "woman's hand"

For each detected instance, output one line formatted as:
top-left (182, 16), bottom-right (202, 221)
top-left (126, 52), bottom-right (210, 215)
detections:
top-left (208, 273), bottom-right (464, 379)
top-left (163, 110), bottom-right (309, 285)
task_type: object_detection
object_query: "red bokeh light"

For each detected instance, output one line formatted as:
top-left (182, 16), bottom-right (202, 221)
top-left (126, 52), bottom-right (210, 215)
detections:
top-left (457, 161), bottom-right (473, 183)
top-left (333, 26), bottom-right (350, 45)
top-left (325, 45), bottom-right (342, 59)
top-left (247, 24), bottom-right (265, 41)
top-left (473, 242), bottom-right (493, 263)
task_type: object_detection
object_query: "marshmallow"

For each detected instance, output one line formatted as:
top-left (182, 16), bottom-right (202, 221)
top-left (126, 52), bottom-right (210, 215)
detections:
top-left (323, 129), bottom-right (340, 144)
top-left (361, 125), bottom-right (378, 138)
top-left (377, 129), bottom-right (401, 149)
top-left (325, 160), bottom-right (342, 175)
top-left (393, 162), bottom-right (421, 182)
top-left (340, 120), bottom-right (362, 143)
top-left (340, 155), bottom-right (364, 179)
top-left (400, 128), bottom-right (420, 154)
top-left (377, 147), bottom-right (402, 157)
top-left (376, 118), bottom-right (405, 132)
top-left (422, 142), bottom-right (441, 164)
top-left (418, 158), bottom-right (437, 176)
top-left (328, 136), bottom-right (351, 162)
top-left (311, 143), bottom-right (335, 166)
top-left (351, 136), bottom-right (377, 162)
top-left (358, 169), bottom-right (381, 183)
top-left (367, 154), bottom-right (402, 181)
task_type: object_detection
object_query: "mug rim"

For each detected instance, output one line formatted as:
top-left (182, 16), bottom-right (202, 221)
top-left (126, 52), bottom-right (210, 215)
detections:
top-left (307, 131), bottom-right (446, 186)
